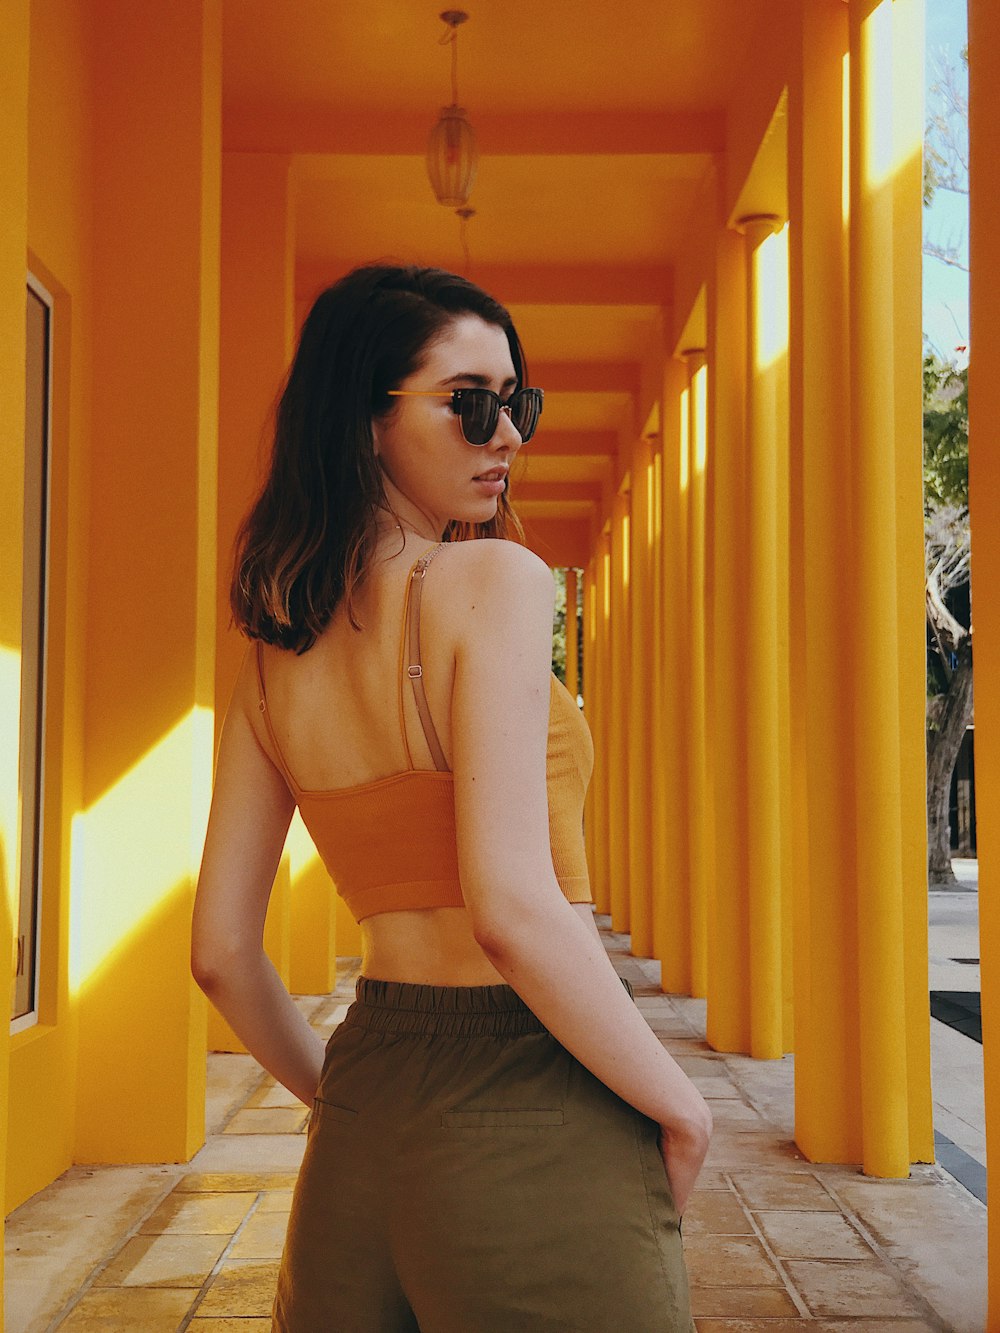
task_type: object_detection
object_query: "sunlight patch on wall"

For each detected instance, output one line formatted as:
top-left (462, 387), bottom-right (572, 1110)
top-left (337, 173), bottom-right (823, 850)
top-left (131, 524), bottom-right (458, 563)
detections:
top-left (692, 362), bottom-right (709, 476)
top-left (0, 645), bottom-right (21, 907)
top-left (286, 808), bottom-right (320, 882)
top-left (69, 706), bottom-right (213, 995)
top-left (754, 225), bottom-right (791, 373)
top-left (862, 1), bottom-right (896, 191)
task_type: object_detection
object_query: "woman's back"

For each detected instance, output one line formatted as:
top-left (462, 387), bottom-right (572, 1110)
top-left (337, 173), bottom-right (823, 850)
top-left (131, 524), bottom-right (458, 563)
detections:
top-left (248, 535), bottom-right (601, 985)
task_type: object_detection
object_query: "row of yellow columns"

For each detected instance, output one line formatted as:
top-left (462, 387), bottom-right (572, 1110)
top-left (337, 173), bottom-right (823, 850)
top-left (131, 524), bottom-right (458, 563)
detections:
top-left (582, 0), bottom-right (932, 1181)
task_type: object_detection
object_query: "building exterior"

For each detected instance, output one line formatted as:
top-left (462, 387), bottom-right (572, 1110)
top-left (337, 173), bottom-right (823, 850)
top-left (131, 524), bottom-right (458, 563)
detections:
top-left (2, 0), bottom-right (999, 1322)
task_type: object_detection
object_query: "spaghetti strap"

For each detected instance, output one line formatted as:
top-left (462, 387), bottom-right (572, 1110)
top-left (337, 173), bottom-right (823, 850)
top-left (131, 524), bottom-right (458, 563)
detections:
top-left (397, 543), bottom-right (450, 772)
top-left (254, 640), bottom-right (302, 795)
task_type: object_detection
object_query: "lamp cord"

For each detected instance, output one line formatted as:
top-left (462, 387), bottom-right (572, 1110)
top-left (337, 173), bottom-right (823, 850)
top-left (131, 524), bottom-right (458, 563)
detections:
top-left (458, 210), bottom-right (471, 273)
top-left (438, 22), bottom-right (460, 106)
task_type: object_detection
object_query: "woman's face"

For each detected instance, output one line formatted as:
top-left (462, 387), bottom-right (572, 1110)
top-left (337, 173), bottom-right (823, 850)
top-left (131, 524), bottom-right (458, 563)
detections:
top-left (373, 313), bottom-right (525, 536)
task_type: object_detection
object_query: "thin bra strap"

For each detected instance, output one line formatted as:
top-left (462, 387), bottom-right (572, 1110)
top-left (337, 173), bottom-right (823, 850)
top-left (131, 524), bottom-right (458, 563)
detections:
top-left (254, 640), bottom-right (302, 795)
top-left (397, 543), bottom-right (450, 772)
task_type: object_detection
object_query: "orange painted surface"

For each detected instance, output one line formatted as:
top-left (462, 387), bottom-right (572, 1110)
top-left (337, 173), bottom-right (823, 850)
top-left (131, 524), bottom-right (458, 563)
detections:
top-left (969, 0), bottom-right (1000, 1317)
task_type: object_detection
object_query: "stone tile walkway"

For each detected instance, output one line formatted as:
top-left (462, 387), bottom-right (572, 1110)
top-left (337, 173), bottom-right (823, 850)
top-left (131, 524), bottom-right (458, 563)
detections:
top-left (5, 916), bottom-right (988, 1331)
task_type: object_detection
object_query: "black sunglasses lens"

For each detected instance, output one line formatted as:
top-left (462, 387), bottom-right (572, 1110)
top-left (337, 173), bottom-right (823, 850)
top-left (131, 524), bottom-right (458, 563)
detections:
top-left (459, 390), bottom-right (499, 445)
top-left (510, 389), bottom-right (542, 442)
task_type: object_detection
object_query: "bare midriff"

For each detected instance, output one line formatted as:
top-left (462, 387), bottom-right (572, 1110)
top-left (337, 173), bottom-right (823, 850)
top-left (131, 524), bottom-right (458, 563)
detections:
top-left (359, 900), bottom-right (601, 986)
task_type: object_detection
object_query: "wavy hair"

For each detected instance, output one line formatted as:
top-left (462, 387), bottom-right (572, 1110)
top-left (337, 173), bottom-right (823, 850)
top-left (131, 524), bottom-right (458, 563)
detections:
top-left (230, 263), bottom-right (527, 653)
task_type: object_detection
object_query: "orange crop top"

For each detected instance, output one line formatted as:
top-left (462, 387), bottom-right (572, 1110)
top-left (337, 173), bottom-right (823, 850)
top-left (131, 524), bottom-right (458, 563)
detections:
top-left (255, 542), bottom-right (595, 923)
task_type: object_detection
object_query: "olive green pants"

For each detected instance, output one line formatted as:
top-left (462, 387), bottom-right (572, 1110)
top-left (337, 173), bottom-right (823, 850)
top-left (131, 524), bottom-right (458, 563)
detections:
top-left (272, 974), bottom-right (695, 1332)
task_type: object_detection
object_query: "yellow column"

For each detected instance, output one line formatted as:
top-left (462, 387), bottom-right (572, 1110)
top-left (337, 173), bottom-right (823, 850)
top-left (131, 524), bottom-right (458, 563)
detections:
top-left (0, 0), bottom-right (30, 1299)
top-left (788, 0), bottom-right (863, 1166)
top-left (592, 530), bottom-right (613, 915)
top-left (215, 153), bottom-right (331, 1048)
top-left (582, 559), bottom-right (596, 881)
top-left (565, 567), bottom-right (579, 702)
top-left (846, 0), bottom-right (921, 1176)
top-left (648, 431), bottom-right (667, 963)
top-left (654, 359), bottom-right (691, 992)
top-left (734, 216), bottom-right (789, 1060)
top-left (682, 349), bottom-right (710, 998)
top-left (75, 0), bottom-right (221, 1163)
top-left (968, 0), bottom-right (1000, 1315)
top-left (706, 225), bottom-right (752, 1052)
top-left (608, 489), bottom-right (631, 931)
top-left (627, 437), bottom-right (654, 958)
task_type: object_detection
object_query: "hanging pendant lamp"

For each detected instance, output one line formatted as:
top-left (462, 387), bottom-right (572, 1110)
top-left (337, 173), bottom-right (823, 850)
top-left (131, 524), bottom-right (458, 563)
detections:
top-left (426, 11), bottom-right (478, 207)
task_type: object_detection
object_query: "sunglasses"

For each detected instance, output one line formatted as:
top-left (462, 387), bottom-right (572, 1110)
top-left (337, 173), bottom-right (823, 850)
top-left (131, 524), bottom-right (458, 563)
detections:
top-left (386, 386), bottom-right (544, 446)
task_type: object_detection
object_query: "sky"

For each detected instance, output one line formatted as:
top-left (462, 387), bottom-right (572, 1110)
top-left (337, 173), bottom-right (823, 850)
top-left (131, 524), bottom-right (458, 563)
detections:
top-left (923, 0), bottom-right (969, 366)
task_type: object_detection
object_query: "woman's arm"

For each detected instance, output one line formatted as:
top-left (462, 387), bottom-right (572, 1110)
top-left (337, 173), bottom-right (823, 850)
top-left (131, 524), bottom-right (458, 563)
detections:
top-left (191, 648), bottom-right (325, 1107)
top-left (450, 542), bottom-right (712, 1202)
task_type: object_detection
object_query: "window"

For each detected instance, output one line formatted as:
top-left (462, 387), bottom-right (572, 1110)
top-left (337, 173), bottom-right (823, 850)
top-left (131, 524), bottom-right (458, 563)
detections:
top-left (13, 275), bottom-right (52, 1030)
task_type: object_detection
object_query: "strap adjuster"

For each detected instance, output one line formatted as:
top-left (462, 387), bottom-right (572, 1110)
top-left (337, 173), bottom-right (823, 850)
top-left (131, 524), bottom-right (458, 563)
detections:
top-left (407, 664), bottom-right (423, 678)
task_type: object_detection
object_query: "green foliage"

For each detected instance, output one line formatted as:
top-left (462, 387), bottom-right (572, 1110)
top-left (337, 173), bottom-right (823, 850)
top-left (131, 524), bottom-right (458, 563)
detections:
top-left (552, 566), bottom-right (567, 682)
top-left (550, 566), bottom-right (582, 690)
top-left (923, 350), bottom-right (968, 511)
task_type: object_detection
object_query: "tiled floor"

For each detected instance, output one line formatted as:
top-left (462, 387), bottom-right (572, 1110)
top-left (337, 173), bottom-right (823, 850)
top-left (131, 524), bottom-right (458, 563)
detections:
top-left (6, 917), bottom-right (988, 1332)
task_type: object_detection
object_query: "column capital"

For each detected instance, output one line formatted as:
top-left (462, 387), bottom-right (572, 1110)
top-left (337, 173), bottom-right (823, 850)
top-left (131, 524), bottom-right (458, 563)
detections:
top-left (733, 213), bottom-right (786, 238)
top-left (679, 347), bottom-right (707, 374)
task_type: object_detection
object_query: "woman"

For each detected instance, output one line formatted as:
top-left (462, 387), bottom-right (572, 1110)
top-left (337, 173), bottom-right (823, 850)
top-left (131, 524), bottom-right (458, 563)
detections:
top-left (191, 263), bottom-right (712, 1331)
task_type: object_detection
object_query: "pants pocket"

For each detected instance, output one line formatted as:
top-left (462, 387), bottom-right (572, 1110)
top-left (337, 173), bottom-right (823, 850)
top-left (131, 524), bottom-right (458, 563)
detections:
top-left (310, 1100), bottom-right (359, 1129)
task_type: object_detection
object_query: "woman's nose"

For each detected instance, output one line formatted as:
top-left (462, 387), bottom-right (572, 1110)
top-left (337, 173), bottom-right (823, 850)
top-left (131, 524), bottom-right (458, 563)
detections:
top-left (495, 405), bottom-right (523, 448)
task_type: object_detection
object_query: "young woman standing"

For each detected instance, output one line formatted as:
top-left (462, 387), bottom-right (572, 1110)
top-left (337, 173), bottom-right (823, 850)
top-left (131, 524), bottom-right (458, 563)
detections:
top-left (191, 264), bottom-right (712, 1331)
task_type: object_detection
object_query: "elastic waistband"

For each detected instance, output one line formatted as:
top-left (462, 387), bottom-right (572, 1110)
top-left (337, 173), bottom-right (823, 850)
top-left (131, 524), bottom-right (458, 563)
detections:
top-left (342, 973), bottom-right (636, 1039)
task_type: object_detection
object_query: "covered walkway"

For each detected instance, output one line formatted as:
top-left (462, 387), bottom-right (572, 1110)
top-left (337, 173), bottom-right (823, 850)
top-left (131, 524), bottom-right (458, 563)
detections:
top-left (4, 0), bottom-right (1000, 1327)
top-left (7, 920), bottom-right (985, 1331)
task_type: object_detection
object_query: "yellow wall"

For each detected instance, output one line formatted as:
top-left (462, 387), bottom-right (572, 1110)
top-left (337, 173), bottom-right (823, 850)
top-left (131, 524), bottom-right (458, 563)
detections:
top-left (6, 0), bottom-right (223, 1211)
top-left (6, 0), bottom-right (92, 1214)
top-left (0, 5), bottom-right (31, 1305)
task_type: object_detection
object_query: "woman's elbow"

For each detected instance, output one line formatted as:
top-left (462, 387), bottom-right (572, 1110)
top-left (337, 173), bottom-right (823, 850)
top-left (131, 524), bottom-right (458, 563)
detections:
top-left (190, 936), bottom-right (250, 991)
top-left (190, 947), bottom-right (221, 992)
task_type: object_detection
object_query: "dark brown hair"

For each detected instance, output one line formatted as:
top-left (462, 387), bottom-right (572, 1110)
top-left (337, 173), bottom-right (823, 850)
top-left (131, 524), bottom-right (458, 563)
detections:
top-left (230, 263), bottom-right (527, 653)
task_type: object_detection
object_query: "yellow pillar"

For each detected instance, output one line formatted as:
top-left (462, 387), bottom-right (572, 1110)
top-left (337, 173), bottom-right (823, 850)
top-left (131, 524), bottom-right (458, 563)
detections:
top-left (706, 224), bottom-right (751, 1051)
top-left (608, 489), bottom-right (631, 931)
top-left (845, 0), bottom-right (924, 1177)
top-left (592, 530), bottom-right (613, 915)
top-left (214, 152), bottom-right (328, 1050)
top-left (0, 0), bottom-right (30, 1306)
top-left (565, 567), bottom-right (579, 702)
top-left (648, 431), bottom-right (668, 963)
top-left (682, 349), bottom-right (710, 997)
top-left (654, 359), bottom-right (692, 992)
top-left (74, 0), bottom-right (221, 1162)
top-left (967, 0), bottom-right (999, 1315)
top-left (627, 437), bottom-right (654, 958)
top-left (734, 216), bottom-right (789, 1060)
top-left (788, 0), bottom-right (863, 1166)
top-left (582, 559), bottom-right (596, 882)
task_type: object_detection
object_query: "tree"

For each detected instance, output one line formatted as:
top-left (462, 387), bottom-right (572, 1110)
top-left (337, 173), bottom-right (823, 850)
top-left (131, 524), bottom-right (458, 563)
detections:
top-left (923, 43), bottom-right (968, 273)
top-left (923, 352), bottom-right (971, 886)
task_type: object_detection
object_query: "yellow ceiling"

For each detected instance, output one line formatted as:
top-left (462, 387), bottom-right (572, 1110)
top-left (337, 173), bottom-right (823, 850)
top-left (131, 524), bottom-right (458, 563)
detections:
top-left (223, 0), bottom-right (774, 554)
top-left (223, 1), bottom-right (768, 118)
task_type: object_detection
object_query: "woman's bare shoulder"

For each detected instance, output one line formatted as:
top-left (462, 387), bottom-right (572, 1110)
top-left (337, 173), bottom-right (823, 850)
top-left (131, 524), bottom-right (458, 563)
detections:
top-left (432, 539), bottom-right (555, 665)
top-left (437, 537), bottom-right (555, 598)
